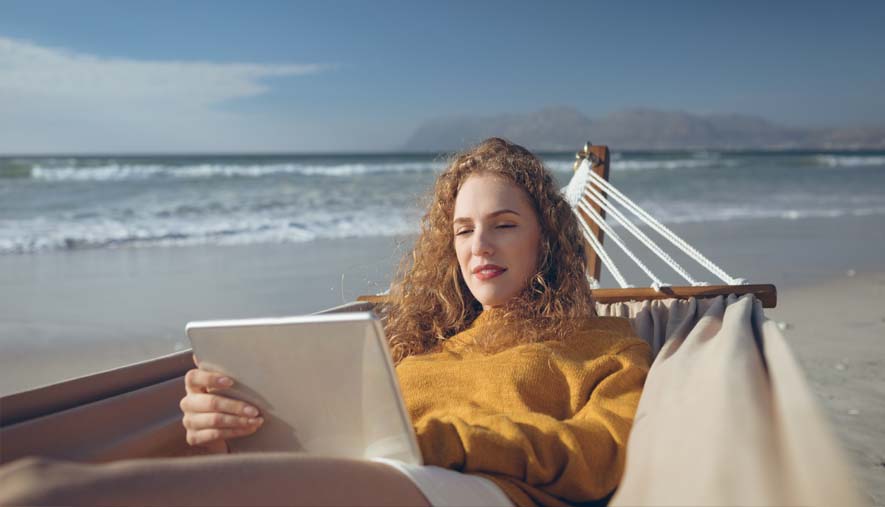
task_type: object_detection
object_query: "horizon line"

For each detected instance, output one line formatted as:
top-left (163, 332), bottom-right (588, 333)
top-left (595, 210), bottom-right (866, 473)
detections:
top-left (4, 146), bottom-right (885, 158)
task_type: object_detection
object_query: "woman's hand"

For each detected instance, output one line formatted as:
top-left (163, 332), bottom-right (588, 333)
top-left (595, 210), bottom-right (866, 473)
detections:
top-left (179, 356), bottom-right (264, 453)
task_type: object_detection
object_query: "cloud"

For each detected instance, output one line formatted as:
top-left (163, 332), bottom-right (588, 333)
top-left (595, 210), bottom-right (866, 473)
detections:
top-left (0, 36), bottom-right (334, 153)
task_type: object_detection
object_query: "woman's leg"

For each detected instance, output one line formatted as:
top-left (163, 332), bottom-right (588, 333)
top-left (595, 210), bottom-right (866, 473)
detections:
top-left (0, 453), bottom-right (431, 506)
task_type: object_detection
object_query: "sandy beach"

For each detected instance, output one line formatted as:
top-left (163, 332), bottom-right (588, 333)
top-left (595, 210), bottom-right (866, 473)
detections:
top-left (769, 273), bottom-right (885, 506)
top-left (1, 213), bottom-right (884, 502)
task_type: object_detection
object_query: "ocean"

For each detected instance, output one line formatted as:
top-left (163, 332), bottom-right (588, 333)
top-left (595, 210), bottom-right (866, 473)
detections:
top-left (2, 150), bottom-right (885, 255)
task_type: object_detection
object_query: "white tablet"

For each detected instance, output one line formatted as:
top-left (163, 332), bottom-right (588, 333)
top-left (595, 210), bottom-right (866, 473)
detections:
top-left (186, 312), bottom-right (422, 465)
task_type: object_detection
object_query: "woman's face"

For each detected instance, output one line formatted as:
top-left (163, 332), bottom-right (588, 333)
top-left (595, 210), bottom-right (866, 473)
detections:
top-left (453, 174), bottom-right (542, 310)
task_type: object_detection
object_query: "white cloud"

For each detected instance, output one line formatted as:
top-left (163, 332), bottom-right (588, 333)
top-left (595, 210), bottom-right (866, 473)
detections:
top-left (0, 36), bottom-right (335, 153)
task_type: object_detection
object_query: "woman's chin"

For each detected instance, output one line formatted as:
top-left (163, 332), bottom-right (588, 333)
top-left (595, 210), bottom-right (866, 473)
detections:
top-left (473, 292), bottom-right (514, 310)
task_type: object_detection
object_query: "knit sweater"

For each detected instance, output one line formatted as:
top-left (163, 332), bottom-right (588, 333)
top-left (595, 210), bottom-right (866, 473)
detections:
top-left (394, 311), bottom-right (651, 507)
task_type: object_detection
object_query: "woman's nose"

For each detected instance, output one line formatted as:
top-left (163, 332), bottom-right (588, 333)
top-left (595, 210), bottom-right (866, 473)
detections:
top-left (470, 229), bottom-right (494, 256)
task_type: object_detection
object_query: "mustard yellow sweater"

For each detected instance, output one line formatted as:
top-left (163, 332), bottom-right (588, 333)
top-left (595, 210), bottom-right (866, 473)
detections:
top-left (394, 312), bottom-right (651, 507)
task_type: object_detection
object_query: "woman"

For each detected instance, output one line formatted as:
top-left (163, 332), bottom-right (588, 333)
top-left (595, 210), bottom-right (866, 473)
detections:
top-left (0, 138), bottom-right (650, 507)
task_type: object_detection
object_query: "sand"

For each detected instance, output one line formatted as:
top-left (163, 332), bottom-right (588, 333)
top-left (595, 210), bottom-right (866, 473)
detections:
top-left (1, 213), bottom-right (884, 502)
top-left (769, 273), bottom-right (885, 506)
top-left (0, 235), bottom-right (407, 395)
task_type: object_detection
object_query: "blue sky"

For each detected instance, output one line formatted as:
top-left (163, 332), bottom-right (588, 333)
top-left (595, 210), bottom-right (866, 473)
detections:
top-left (1, 0), bottom-right (883, 153)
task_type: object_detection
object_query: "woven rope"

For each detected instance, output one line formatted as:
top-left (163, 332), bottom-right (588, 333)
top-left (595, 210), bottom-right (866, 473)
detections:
top-left (562, 158), bottom-right (744, 287)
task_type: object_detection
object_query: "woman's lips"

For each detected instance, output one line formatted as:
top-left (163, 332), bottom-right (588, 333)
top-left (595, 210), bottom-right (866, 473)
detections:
top-left (474, 267), bottom-right (507, 281)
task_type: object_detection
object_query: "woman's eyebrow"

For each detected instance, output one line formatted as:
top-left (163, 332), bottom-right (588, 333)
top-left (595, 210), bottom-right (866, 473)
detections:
top-left (453, 209), bottom-right (520, 225)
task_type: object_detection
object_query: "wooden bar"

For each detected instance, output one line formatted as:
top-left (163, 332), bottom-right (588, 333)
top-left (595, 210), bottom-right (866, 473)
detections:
top-left (590, 284), bottom-right (777, 308)
top-left (357, 294), bottom-right (388, 304)
top-left (573, 144), bottom-right (610, 281)
top-left (359, 284), bottom-right (776, 308)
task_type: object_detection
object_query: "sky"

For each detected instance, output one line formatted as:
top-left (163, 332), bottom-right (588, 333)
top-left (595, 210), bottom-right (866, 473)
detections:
top-left (1, 0), bottom-right (883, 154)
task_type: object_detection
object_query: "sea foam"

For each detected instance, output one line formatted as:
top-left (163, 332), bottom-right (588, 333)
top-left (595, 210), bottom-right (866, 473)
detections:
top-left (29, 161), bottom-right (444, 182)
top-left (814, 155), bottom-right (885, 168)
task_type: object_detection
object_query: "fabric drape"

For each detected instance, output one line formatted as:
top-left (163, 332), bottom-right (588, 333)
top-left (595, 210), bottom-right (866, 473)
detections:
top-left (596, 295), bottom-right (863, 507)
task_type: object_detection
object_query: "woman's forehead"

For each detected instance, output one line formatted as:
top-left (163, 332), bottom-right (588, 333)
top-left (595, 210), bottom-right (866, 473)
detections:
top-left (454, 174), bottom-right (532, 216)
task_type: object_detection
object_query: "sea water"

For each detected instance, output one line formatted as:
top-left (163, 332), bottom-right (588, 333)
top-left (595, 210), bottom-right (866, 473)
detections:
top-left (2, 150), bottom-right (885, 255)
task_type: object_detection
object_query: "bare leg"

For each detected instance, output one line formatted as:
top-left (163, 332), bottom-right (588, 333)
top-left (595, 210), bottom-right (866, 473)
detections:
top-left (0, 453), bottom-right (431, 506)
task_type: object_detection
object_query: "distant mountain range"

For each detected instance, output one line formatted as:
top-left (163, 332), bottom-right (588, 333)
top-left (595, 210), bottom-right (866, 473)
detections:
top-left (402, 107), bottom-right (885, 151)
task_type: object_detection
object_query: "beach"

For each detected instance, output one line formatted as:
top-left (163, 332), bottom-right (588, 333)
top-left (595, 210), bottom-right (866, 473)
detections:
top-left (770, 271), bottom-right (885, 506)
top-left (1, 151), bottom-right (884, 503)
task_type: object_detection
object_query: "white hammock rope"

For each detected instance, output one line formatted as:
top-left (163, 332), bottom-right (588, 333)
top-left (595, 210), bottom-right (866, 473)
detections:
top-left (562, 158), bottom-right (745, 288)
top-left (580, 183), bottom-right (695, 286)
top-left (576, 216), bottom-right (630, 289)
top-left (576, 200), bottom-right (663, 288)
top-left (589, 167), bottom-right (746, 285)
top-left (565, 160), bottom-right (629, 288)
top-left (585, 167), bottom-right (744, 285)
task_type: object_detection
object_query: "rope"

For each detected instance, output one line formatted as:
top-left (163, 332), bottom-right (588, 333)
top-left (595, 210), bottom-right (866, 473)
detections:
top-left (585, 166), bottom-right (744, 285)
top-left (575, 215), bottom-right (631, 288)
top-left (581, 179), bottom-right (700, 285)
top-left (563, 159), bottom-right (590, 207)
top-left (564, 164), bottom-right (630, 288)
top-left (576, 200), bottom-right (665, 289)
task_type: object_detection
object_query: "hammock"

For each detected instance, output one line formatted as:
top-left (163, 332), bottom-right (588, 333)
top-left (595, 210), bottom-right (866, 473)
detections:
top-left (0, 143), bottom-right (863, 506)
top-left (569, 144), bottom-right (859, 506)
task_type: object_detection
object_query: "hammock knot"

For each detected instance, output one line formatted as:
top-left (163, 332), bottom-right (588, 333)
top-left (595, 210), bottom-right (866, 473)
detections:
top-left (651, 282), bottom-right (671, 292)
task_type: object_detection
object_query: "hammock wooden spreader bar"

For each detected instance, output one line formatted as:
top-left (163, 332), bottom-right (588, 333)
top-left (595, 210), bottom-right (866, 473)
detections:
top-left (590, 283), bottom-right (776, 308)
top-left (358, 284), bottom-right (776, 309)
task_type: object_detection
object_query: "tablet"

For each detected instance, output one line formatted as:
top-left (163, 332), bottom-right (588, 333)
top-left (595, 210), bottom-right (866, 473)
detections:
top-left (186, 312), bottom-right (422, 465)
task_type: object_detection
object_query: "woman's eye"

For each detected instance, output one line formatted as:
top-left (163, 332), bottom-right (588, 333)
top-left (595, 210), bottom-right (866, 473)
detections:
top-left (455, 225), bottom-right (512, 235)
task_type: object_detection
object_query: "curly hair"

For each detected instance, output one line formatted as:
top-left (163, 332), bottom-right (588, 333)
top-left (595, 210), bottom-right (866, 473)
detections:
top-left (379, 137), bottom-right (595, 364)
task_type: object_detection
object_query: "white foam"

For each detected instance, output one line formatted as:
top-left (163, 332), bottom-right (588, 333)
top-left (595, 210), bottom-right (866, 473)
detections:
top-left (29, 161), bottom-right (444, 182)
top-left (612, 159), bottom-right (726, 171)
top-left (544, 158), bottom-right (731, 173)
top-left (814, 155), bottom-right (885, 168)
top-left (630, 205), bottom-right (885, 225)
top-left (0, 208), bottom-right (420, 254)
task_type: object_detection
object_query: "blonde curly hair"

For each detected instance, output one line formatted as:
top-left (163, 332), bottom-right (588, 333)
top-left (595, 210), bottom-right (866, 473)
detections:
top-left (379, 137), bottom-right (595, 363)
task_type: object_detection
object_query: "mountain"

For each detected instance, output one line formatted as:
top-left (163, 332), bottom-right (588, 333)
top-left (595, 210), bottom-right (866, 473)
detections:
top-left (401, 107), bottom-right (885, 151)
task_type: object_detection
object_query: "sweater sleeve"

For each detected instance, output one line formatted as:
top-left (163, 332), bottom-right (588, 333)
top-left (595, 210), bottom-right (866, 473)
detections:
top-left (414, 342), bottom-right (650, 504)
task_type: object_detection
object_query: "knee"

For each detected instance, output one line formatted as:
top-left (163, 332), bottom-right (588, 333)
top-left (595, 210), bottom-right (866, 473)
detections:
top-left (0, 456), bottom-right (70, 505)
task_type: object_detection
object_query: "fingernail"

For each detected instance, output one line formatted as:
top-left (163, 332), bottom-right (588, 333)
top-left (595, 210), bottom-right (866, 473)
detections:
top-left (244, 406), bottom-right (259, 416)
top-left (248, 417), bottom-right (262, 425)
top-left (217, 377), bottom-right (232, 387)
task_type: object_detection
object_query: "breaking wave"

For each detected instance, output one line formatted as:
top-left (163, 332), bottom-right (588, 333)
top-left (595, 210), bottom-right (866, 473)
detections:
top-left (24, 161), bottom-right (444, 182)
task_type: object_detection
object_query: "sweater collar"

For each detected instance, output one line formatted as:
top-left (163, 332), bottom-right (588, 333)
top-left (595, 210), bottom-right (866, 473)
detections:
top-left (467, 308), bottom-right (504, 330)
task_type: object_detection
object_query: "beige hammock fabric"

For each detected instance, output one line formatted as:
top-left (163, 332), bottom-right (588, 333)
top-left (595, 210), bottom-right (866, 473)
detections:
top-left (597, 294), bottom-right (863, 507)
